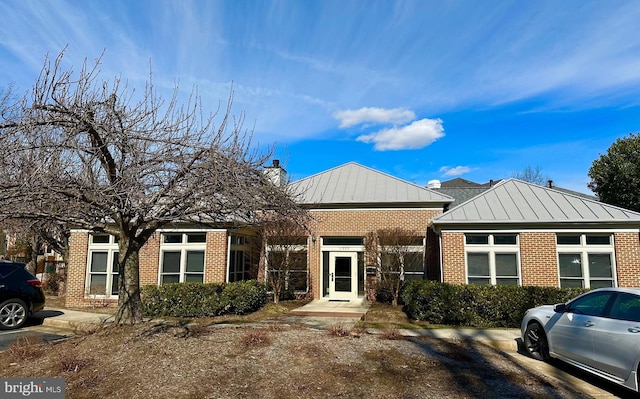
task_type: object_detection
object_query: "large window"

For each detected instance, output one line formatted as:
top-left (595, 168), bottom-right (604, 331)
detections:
top-left (159, 233), bottom-right (206, 284)
top-left (465, 233), bottom-right (520, 286)
top-left (86, 234), bottom-right (119, 297)
top-left (266, 238), bottom-right (308, 293)
top-left (557, 234), bottom-right (615, 288)
top-left (228, 235), bottom-right (255, 282)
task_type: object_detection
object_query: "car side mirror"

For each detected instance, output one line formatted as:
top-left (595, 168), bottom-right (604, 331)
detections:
top-left (553, 303), bottom-right (567, 313)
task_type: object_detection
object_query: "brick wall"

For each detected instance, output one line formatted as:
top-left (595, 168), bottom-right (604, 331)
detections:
top-left (520, 232), bottom-right (558, 286)
top-left (615, 232), bottom-right (640, 288)
top-left (65, 231), bottom-right (90, 308)
top-left (441, 232), bottom-right (465, 284)
top-left (206, 231), bottom-right (229, 283)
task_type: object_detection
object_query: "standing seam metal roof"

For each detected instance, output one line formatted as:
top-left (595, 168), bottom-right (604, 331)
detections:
top-left (291, 162), bottom-right (453, 205)
top-left (433, 178), bottom-right (640, 224)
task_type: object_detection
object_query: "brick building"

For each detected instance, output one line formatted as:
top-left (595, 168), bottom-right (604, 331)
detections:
top-left (65, 163), bottom-right (640, 308)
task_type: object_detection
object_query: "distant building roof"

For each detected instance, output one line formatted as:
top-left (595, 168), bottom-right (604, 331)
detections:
top-left (440, 178), bottom-right (502, 188)
top-left (292, 162), bottom-right (453, 208)
top-left (433, 179), bottom-right (640, 228)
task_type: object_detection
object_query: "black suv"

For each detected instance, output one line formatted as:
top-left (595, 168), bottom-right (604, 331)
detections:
top-left (0, 261), bottom-right (45, 329)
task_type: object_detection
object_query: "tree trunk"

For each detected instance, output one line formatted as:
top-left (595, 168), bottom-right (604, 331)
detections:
top-left (114, 237), bottom-right (144, 324)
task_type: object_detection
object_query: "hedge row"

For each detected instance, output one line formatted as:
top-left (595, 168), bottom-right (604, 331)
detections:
top-left (400, 280), bottom-right (589, 328)
top-left (141, 280), bottom-right (267, 318)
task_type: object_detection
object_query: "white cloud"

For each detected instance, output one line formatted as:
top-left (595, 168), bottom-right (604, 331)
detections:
top-left (356, 118), bottom-right (444, 151)
top-left (334, 107), bottom-right (416, 128)
top-left (439, 166), bottom-right (471, 177)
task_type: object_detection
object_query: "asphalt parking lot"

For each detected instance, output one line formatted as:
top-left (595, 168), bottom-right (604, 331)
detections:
top-left (0, 318), bottom-right (73, 351)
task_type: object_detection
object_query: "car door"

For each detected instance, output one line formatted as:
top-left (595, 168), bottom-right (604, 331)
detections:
top-left (590, 292), bottom-right (640, 380)
top-left (548, 290), bottom-right (615, 368)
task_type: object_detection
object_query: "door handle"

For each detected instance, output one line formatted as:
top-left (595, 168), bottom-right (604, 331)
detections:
top-left (628, 327), bottom-right (640, 333)
top-left (584, 321), bottom-right (595, 327)
top-left (330, 273), bottom-right (334, 282)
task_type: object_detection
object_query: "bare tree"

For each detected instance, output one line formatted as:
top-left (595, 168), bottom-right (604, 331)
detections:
top-left (263, 217), bottom-right (310, 304)
top-left (0, 50), bottom-right (300, 324)
top-left (365, 228), bottom-right (424, 307)
top-left (511, 165), bottom-right (549, 186)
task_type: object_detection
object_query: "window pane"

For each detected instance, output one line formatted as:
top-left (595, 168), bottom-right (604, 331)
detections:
top-left (496, 278), bottom-right (519, 286)
top-left (161, 275), bottom-right (180, 284)
top-left (404, 253), bottom-right (424, 272)
top-left (494, 234), bottom-right (517, 245)
top-left (589, 254), bottom-right (612, 278)
top-left (111, 275), bottom-right (119, 296)
top-left (91, 235), bottom-right (110, 244)
top-left (570, 291), bottom-right (614, 316)
top-left (187, 233), bottom-right (206, 243)
top-left (467, 253), bottom-right (489, 276)
top-left (466, 234), bottom-right (489, 245)
top-left (268, 251), bottom-right (285, 271)
top-left (586, 235), bottom-right (611, 245)
top-left (404, 274), bottom-right (424, 281)
top-left (89, 274), bottom-right (107, 295)
top-left (468, 277), bottom-right (490, 285)
top-left (184, 274), bottom-right (204, 283)
top-left (186, 251), bottom-right (204, 273)
top-left (90, 252), bottom-right (108, 273)
top-left (590, 280), bottom-right (614, 288)
top-left (289, 252), bottom-right (307, 271)
top-left (557, 235), bottom-right (580, 245)
top-left (495, 253), bottom-right (518, 276)
top-left (112, 252), bottom-right (119, 273)
top-left (560, 279), bottom-right (584, 288)
top-left (289, 271), bottom-right (308, 291)
top-left (163, 234), bottom-right (183, 244)
top-left (611, 294), bottom-right (640, 322)
top-left (162, 252), bottom-right (181, 273)
top-left (559, 254), bottom-right (582, 277)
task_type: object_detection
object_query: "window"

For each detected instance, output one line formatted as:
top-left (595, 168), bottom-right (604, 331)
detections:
top-left (266, 249), bottom-right (308, 292)
top-left (86, 234), bottom-right (119, 297)
top-left (610, 293), bottom-right (640, 322)
top-left (229, 235), bottom-right (255, 282)
top-left (557, 234), bottom-right (615, 288)
top-left (379, 245), bottom-right (425, 281)
top-left (465, 233), bottom-right (519, 286)
top-left (567, 290), bottom-right (615, 317)
top-left (159, 233), bottom-right (206, 284)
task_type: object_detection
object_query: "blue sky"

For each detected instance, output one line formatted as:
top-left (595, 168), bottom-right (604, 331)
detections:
top-left (2, 1), bottom-right (640, 193)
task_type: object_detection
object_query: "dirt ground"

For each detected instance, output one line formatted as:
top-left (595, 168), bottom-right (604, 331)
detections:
top-left (0, 301), bottom-right (588, 399)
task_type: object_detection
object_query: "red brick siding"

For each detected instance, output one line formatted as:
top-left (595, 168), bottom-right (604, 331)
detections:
top-left (520, 232), bottom-right (559, 286)
top-left (441, 232), bottom-right (465, 284)
top-left (65, 231), bottom-right (90, 308)
top-left (206, 231), bottom-right (229, 283)
top-left (615, 232), bottom-right (640, 288)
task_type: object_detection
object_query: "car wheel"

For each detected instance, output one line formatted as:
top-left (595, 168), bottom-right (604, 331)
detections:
top-left (0, 299), bottom-right (28, 330)
top-left (524, 322), bottom-right (550, 361)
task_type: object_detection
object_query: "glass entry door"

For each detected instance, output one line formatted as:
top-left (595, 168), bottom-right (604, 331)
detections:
top-left (329, 252), bottom-right (358, 300)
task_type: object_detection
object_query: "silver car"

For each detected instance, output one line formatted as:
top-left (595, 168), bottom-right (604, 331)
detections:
top-left (521, 287), bottom-right (640, 392)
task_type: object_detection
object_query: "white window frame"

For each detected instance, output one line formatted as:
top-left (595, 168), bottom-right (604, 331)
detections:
top-left (465, 233), bottom-right (521, 286)
top-left (85, 234), bottom-right (119, 298)
top-left (158, 232), bottom-right (206, 284)
top-left (556, 233), bottom-right (617, 288)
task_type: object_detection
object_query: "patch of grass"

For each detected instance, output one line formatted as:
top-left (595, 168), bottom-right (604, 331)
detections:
top-left (328, 322), bottom-right (349, 337)
top-left (240, 329), bottom-right (271, 349)
top-left (379, 324), bottom-right (404, 340)
top-left (6, 335), bottom-right (46, 362)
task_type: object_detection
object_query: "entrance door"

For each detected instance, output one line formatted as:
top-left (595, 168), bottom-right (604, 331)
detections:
top-left (329, 252), bottom-right (358, 300)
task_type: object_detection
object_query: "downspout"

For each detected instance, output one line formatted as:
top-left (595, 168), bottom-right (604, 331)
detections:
top-left (431, 224), bottom-right (444, 283)
top-left (225, 233), bottom-right (231, 282)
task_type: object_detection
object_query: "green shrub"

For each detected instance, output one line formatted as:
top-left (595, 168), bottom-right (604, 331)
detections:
top-left (401, 280), bottom-right (590, 328)
top-left (141, 280), bottom-right (267, 318)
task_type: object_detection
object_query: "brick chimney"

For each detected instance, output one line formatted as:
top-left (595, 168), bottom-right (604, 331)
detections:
top-left (264, 159), bottom-right (287, 187)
